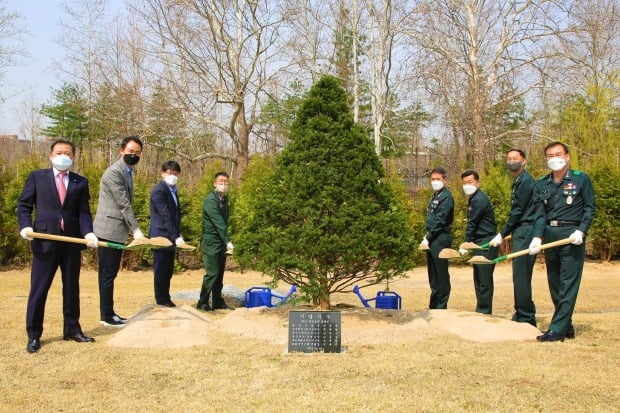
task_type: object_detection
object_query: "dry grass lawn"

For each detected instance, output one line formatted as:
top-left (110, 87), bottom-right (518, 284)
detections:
top-left (0, 260), bottom-right (619, 412)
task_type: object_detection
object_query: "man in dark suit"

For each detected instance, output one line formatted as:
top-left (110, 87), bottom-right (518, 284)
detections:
top-left (17, 139), bottom-right (98, 354)
top-left (149, 160), bottom-right (186, 307)
top-left (94, 135), bottom-right (145, 327)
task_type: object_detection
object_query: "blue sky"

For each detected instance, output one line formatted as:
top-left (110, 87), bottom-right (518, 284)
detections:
top-left (0, 1), bottom-right (64, 135)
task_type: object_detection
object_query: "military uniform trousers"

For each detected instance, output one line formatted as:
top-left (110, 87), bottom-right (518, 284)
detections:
top-left (426, 232), bottom-right (452, 309)
top-left (511, 224), bottom-right (537, 325)
top-left (543, 225), bottom-right (584, 336)
top-left (198, 248), bottom-right (227, 306)
top-left (471, 243), bottom-right (498, 314)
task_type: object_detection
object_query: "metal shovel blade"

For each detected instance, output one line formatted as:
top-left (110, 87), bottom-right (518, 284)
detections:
top-left (468, 255), bottom-right (494, 264)
top-left (125, 237), bottom-right (173, 250)
top-left (460, 241), bottom-right (486, 250)
top-left (438, 248), bottom-right (462, 259)
top-left (177, 243), bottom-right (197, 251)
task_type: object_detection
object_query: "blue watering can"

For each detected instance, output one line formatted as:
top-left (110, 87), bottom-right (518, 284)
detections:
top-left (245, 285), bottom-right (297, 308)
top-left (353, 285), bottom-right (402, 310)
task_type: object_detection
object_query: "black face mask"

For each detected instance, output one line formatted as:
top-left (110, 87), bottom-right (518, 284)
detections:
top-left (123, 153), bottom-right (140, 166)
top-left (506, 161), bottom-right (522, 172)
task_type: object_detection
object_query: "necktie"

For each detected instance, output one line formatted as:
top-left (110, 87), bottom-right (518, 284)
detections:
top-left (127, 169), bottom-right (133, 200)
top-left (57, 172), bottom-right (67, 230)
top-left (57, 172), bottom-right (67, 204)
top-left (171, 188), bottom-right (178, 206)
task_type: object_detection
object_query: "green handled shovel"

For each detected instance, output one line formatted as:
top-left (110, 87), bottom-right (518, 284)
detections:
top-left (459, 234), bottom-right (512, 251)
top-left (439, 235), bottom-right (514, 259)
top-left (26, 230), bottom-right (172, 250)
top-left (468, 237), bottom-right (575, 265)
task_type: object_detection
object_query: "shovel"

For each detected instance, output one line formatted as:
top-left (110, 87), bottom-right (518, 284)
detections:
top-left (459, 234), bottom-right (512, 251)
top-left (437, 248), bottom-right (463, 259)
top-left (468, 237), bottom-right (575, 265)
top-left (439, 235), bottom-right (514, 259)
top-left (176, 243), bottom-right (197, 251)
top-left (25, 230), bottom-right (172, 250)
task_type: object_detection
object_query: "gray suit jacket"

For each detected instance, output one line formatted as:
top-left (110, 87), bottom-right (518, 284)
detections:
top-left (93, 158), bottom-right (138, 243)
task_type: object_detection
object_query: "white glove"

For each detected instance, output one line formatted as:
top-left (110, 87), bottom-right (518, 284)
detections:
top-left (226, 241), bottom-right (234, 251)
top-left (528, 237), bottom-right (542, 255)
top-left (570, 230), bottom-right (584, 245)
top-left (175, 236), bottom-right (185, 246)
top-left (419, 238), bottom-right (429, 249)
top-left (84, 232), bottom-right (98, 248)
top-left (458, 248), bottom-right (469, 256)
top-left (20, 227), bottom-right (34, 241)
top-left (133, 228), bottom-right (145, 240)
top-left (489, 233), bottom-right (503, 247)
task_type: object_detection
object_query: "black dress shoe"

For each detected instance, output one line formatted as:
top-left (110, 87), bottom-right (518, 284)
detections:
top-left (63, 333), bottom-right (95, 343)
top-left (26, 338), bottom-right (40, 354)
top-left (213, 302), bottom-right (230, 310)
top-left (158, 301), bottom-right (177, 308)
top-left (196, 303), bottom-right (213, 312)
top-left (565, 329), bottom-right (575, 339)
top-left (536, 330), bottom-right (564, 342)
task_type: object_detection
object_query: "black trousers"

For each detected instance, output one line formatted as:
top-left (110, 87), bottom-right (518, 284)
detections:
top-left (27, 248), bottom-right (82, 339)
top-left (97, 239), bottom-right (123, 319)
top-left (153, 249), bottom-right (175, 304)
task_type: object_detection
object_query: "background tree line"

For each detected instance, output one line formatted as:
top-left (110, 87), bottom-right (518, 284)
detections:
top-left (0, 0), bottom-right (618, 267)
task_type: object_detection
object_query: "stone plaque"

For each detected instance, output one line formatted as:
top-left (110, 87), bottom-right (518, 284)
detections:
top-left (288, 311), bottom-right (341, 353)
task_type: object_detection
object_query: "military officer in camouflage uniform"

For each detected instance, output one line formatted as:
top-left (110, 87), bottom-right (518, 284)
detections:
top-left (460, 170), bottom-right (498, 314)
top-left (420, 167), bottom-right (454, 309)
top-left (489, 149), bottom-right (538, 326)
top-left (197, 172), bottom-right (234, 311)
top-left (529, 142), bottom-right (595, 342)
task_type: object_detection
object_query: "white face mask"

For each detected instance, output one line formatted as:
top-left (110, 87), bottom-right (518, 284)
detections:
top-left (216, 183), bottom-right (229, 194)
top-left (462, 184), bottom-right (477, 196)
top-left (431, 181), bottom-right (444, 191)
top-left (163, 174), bottom-right (178, 186)
top-left (51, 155), bottom-right (73, 171)
top-left (547, 157), bottom-right (566, 171)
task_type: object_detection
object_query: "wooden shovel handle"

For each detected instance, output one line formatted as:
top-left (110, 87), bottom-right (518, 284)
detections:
top-left (498, 237), bottom-right (575, 262)
top-left (26, 230), bottom-right (124, 249)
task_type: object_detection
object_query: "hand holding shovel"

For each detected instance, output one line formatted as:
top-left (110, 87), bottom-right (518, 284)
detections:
top-left (174, 237), bottom-right (196, 251)
top-left (439, 235), bottom-right (513, 259)
top-left (459, 234), bottom-right (512, 251)
top-left (468, 236), bottom-right (575, 265)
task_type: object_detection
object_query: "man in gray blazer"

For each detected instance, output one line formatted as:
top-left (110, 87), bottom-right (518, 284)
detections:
top-left (94, 136), bottom-right (145, 327)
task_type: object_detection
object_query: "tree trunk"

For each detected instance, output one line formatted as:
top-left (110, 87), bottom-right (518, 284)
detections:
top-left (233, 102), bottom-right (250, 183)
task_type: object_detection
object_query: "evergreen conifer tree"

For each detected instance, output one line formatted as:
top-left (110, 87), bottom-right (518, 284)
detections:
top-left (235, 75), bottom-right (416, 309)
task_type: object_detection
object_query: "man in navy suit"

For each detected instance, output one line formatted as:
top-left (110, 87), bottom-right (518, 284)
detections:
top-left (149, 160), bottom-right (186, 307)
top-left (17, 139), bottom-right (98, 354)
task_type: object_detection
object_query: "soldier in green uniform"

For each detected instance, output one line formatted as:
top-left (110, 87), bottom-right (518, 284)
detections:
top-left (459, 170), bottom-right (498, 314)
top-left (488, 149), bottom-right (538, 326)
top-left (420, 167), bottom-right (454, 309)
top-left (528, 142), bottom-right (595, 342)
top-left (197, 172), bottom-right (234, 311)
